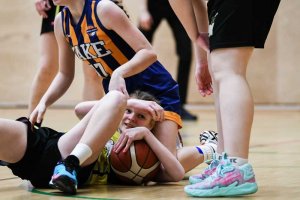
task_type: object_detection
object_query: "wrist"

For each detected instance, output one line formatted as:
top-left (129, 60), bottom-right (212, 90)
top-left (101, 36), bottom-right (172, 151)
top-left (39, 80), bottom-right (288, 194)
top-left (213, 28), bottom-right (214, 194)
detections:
top-left (143, 128), bottom-right (153, 140)
top-left (112, 68), bottom-right (124, 78)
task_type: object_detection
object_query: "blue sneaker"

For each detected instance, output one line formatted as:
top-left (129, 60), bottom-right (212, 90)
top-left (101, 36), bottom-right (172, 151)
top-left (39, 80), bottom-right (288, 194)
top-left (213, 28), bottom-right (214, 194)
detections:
top-left (49, 158), bottom-right (78, 195)
top-left (185, 153), bottom-right (258, 197)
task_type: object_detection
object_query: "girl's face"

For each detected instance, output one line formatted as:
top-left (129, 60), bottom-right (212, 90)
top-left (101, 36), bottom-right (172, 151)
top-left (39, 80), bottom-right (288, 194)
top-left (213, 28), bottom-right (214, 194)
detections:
top-left (119, 105), bottom-right (154, 132)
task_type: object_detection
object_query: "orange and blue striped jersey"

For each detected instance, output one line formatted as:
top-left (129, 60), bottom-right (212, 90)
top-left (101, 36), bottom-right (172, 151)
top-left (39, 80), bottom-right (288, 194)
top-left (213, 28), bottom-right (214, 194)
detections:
top-left (61, 0), bottom-right (182, 127)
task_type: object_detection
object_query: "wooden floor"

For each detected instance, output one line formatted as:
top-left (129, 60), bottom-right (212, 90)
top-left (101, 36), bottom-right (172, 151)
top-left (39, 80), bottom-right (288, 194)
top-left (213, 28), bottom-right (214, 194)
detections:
top-left (0, 108), bottom-right (299, 199)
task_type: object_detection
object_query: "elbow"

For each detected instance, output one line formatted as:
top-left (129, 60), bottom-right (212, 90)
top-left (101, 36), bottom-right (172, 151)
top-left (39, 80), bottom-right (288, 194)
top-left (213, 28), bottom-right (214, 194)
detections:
top-left (151, 50), bottom-right (157, 62)
top-left (151, 50), bottom-right (157, 61)
top-left (170, 166), bottom-right (185, 182)
top-left (147, 49), bottom-right (157, 64)
top-left (174, 167), bottom-right (185, 182)
top-left (74, 102), bottom-right (88, 119)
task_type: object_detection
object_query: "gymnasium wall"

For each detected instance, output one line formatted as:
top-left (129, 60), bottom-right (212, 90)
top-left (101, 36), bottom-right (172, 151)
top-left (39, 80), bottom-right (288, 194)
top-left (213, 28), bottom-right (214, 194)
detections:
top-left (0, 0), bottom-right (298, 108)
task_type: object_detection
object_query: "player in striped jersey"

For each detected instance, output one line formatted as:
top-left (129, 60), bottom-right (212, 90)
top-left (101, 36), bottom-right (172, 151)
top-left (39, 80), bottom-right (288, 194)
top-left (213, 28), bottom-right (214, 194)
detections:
top-left (30, 0), bottom-right (103, 117)
top-left (30, 0), bottom-right (183, 164)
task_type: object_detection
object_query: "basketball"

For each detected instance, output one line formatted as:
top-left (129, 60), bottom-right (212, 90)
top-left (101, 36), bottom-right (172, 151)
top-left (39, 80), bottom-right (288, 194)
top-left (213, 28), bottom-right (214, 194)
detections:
top-left (110, 139), bottom-right (160, 185)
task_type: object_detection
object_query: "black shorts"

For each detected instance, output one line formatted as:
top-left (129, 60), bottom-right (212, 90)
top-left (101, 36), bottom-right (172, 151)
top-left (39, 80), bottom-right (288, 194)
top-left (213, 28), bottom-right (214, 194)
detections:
top-left (207, 0), bottom-right (280, 50)
top-left (40, 1), bottom-right (63, 34)
top-left (6, 117), bottom-right (94, 188)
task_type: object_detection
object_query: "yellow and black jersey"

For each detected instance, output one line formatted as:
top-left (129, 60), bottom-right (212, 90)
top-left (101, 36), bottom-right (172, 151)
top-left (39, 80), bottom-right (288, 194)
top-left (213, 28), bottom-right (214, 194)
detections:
top-left (87, 131), bottom-right (120, 185)
top-left (61, 0), bottom-right (182, 127)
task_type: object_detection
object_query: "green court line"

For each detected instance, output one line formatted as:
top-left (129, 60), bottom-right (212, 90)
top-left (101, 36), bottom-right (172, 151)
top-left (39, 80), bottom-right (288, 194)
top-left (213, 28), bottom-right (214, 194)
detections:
top-left (31, 188), bottom-right (119, 200)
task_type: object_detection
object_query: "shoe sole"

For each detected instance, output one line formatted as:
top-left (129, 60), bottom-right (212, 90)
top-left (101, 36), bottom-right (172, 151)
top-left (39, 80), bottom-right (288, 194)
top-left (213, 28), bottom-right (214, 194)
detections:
top-left (50, 175), bottom-right (77, 195)
top-left (185, 182), bottom-right (258, 197)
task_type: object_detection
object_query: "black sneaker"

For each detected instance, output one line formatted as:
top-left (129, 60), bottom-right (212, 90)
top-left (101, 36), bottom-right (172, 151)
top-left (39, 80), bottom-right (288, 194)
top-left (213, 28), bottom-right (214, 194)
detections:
top-left (181, 107), bottom-right (198, 121)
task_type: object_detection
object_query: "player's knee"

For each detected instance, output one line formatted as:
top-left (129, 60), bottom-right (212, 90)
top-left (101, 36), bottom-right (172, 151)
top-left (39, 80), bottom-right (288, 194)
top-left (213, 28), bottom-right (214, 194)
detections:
top-left (74, 103), bottom-right (87, 119)
top-left (107, 90), bottom-right (127, 109)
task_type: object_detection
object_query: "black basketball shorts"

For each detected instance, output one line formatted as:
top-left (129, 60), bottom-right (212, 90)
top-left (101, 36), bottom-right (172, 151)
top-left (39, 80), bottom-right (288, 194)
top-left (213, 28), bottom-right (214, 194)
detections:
top-left (207, 0), bottom-right (281, 50)
top-left (6, 117), bottom-right (94, 188)
top-left (40, 1), bottom-right (63, 34)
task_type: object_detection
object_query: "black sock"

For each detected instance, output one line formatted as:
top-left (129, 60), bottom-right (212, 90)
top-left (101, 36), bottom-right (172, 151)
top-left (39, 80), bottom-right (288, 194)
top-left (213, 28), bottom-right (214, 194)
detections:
top-left (64, 155), bottom-right (80, 172)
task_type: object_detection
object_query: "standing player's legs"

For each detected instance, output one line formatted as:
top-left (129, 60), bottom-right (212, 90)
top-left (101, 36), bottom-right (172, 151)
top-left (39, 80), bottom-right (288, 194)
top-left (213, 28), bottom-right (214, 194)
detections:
top-left (211, 47), bottom-right (254, 158)
top-left (185, 0), bottom-right (280, 197)
top-left (185, 48), bottom-right (258, 197)
top-left (206, 0), bottom-right (257, 161)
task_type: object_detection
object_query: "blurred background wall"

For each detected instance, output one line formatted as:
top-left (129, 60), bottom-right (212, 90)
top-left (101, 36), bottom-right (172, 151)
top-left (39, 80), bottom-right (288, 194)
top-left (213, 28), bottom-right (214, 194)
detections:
top-left (0, 0), bottom-right (299, 108)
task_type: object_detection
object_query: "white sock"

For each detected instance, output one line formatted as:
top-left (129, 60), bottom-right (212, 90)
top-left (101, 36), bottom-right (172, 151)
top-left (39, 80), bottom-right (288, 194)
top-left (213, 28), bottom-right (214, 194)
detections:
top-left (196, 145), bottom-right (214, 161)
top-left (228, 156), bottom-right (248, 166)
top-left (70, 143), bottom-right (93, 165)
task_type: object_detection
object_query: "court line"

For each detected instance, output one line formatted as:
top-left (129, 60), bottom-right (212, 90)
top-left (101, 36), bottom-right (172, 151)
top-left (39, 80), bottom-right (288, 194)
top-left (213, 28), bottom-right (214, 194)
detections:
top-left (0, 177), bottom-right (19, 181)
top-left (32, 188), bottom-right (120, 200)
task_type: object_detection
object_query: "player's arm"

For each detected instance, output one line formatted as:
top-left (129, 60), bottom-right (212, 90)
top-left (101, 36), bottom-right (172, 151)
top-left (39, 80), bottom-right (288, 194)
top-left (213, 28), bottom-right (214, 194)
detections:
top-left (41, 13), bottom-right (75, 106)
top-left (143, 131), bottom-right (185, 182)
top-left (115, 127), bottom-right (185, 182)
top-left (74, 101), bottom-right (98, 119)
top-left (97, 0), bottom-right (157, 94)
top-left (29, 13), bottom-right (76, 124)
top-left (168, 0), bottom-right (199, 41)
top-left (169, 0), bottom-right (212, 96)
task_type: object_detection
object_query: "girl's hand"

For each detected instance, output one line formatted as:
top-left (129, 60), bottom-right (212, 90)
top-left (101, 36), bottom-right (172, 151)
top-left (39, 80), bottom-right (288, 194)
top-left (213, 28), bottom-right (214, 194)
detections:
top-left (128, 99), bottom-right (164, 122)
top-left (114, 127), bottom-right (149, 153)
top-left (143, 101), bottom-right (164, 122)
top-left (195, 61), bottom-right (213, 97)
top-left (35, 0), bottom-right (51, 18)
top-left (29, 103), bottom-right (47, 126)
top-left (138, 10), bottom-right (153, 31)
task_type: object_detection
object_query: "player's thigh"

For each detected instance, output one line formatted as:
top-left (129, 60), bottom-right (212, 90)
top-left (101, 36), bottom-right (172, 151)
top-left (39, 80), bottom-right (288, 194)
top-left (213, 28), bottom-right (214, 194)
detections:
top-left (0, 119), bottom-right (27, 163)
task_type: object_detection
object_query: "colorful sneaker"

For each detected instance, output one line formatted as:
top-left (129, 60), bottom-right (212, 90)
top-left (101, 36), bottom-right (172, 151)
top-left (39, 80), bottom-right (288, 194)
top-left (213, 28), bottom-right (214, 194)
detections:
top-left (185, 153), bottom-right (258, 197)
top-left (49, 156), bottom-right (78, 195)
top-left (189, 156), bottom-right (219, 184)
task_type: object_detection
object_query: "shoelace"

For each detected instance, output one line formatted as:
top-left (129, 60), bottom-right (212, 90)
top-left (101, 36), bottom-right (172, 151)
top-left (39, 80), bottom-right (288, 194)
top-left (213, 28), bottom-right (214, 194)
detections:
top-left (207, 159), bottom-right (219, 170)
top-left (215, 162), bottom-right (235, 178)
